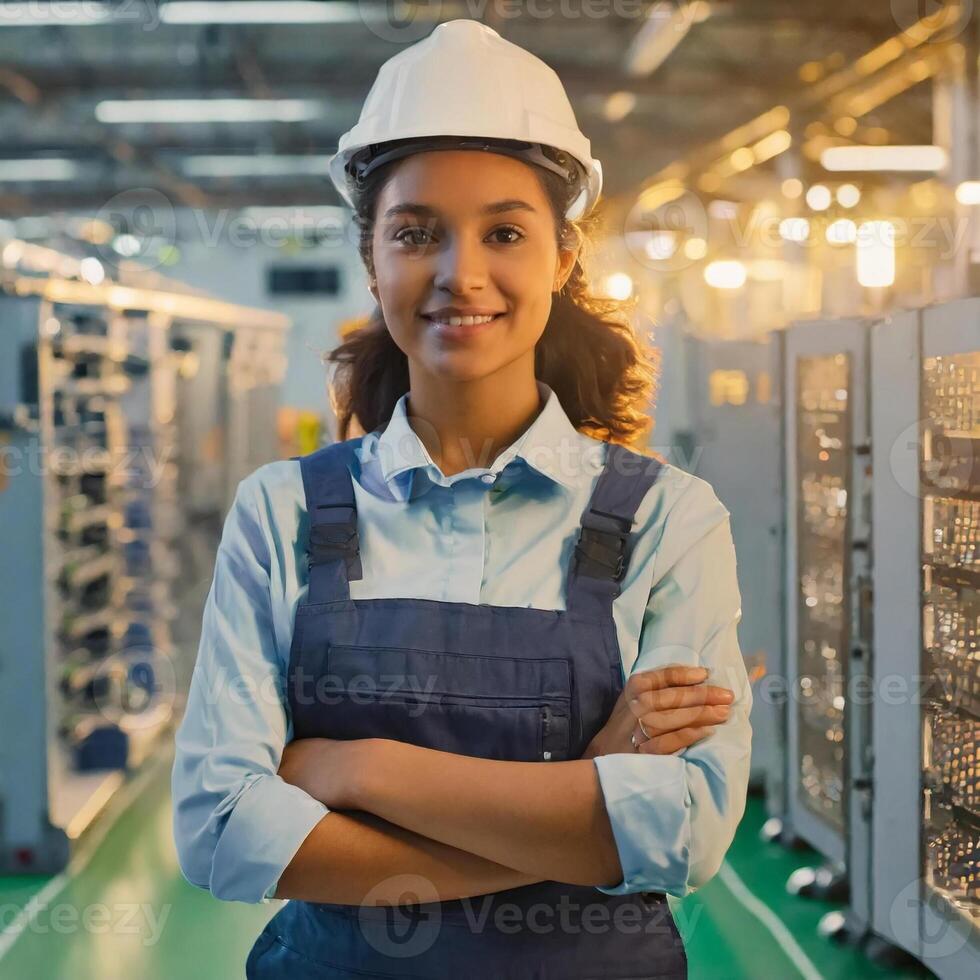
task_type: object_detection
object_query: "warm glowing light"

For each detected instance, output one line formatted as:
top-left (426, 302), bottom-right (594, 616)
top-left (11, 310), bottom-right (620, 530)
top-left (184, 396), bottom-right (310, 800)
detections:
top-left (956, 181), bottom-right (980, 205)
top-left (704, 260), bottom-right (747, 289)
top-left (856, 220), bottom-right (895, 288)
top-left (821, 144), bottom-right (948, 172)
top-left (781, 178), bottom-right (803, 199)
top-left (684, 237), bottom-right (708, 260)
top-left (806, 185), bottom-right (832, 210)
top-left (836, 184), bottom-right (861, 208)
top-left (600, 272), bottom-right (634, 300)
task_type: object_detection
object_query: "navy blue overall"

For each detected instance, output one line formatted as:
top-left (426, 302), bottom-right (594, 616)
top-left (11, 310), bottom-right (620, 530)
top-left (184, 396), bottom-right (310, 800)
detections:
top-left (245, 437), bottom-right (688, 979)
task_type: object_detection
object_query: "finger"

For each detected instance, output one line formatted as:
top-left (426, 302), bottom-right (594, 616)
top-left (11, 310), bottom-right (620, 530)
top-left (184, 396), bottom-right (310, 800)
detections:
top-left (639, 727), bottom-right (716, 756)
top-left (629, 683), bottom-right (735, 714)
top-left (626, 666), bottom-right (709, 701)
top-left (639, 702), bottom-right (732, 732)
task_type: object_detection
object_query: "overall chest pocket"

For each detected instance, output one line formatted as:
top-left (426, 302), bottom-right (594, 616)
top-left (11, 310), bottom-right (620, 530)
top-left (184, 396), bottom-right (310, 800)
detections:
top-left (299, 644), bottom-right (573, 763)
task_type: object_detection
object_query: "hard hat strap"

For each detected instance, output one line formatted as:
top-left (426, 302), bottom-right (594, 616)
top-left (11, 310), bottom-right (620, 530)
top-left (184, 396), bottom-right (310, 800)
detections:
top-left (348, 136), bottom-right (584, 204)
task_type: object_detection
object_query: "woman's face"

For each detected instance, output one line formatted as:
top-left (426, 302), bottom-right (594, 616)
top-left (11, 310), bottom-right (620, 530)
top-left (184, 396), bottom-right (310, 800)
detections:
top-left (369, 150), bottom-right (578, 383)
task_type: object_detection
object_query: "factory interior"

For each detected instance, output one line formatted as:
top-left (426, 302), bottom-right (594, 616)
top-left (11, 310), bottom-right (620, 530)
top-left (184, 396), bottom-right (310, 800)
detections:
top-left (1, 2), bottom-right (979, 978)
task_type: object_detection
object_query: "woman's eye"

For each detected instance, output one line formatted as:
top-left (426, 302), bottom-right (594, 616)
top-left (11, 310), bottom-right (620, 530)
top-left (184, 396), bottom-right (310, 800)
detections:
top-left (394, 226), bottom-right (524, 247)
top-left (490, 226), bottom-right (524, 244)
top-left (395, 228), bottom-right (432, 247)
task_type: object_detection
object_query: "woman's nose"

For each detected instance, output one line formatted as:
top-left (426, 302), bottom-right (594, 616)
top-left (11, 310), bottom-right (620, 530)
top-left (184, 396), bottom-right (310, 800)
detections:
top-left (433, 237), bottom-right (489, 294)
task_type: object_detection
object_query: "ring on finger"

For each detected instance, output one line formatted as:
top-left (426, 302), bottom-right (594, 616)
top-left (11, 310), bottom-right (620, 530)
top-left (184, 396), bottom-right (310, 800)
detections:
top-left (638, 718), bottom-right (651, 740)
top-left (630, 732), bottom-right (641, 752)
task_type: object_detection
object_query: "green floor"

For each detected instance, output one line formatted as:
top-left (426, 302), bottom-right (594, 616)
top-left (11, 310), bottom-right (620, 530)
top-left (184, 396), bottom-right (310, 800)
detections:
top-left (0, 747), bottom-right (934, 980)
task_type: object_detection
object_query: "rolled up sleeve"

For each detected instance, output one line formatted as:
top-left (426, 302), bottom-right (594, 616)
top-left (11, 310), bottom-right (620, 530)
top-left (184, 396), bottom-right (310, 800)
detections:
top-left (171, 472), bottom-right (328, 904)
top-left (592, 479), bottom-right (753, 898)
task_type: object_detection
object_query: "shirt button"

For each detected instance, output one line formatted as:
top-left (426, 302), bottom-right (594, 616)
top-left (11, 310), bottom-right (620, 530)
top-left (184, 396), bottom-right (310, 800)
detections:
top-left (480, 474), bottom-right (495, 485)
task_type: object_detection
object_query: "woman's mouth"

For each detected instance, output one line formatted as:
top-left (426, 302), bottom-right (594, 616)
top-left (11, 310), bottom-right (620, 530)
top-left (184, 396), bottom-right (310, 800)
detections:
top-left (420, 312), bottom-right (505, 339)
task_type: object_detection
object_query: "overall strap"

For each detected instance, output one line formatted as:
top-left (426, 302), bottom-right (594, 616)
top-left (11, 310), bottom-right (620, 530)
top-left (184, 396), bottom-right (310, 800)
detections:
top-left (296, 438), bottom-right (363, 603)
top-left (566, 442), bottom-right (664, 620)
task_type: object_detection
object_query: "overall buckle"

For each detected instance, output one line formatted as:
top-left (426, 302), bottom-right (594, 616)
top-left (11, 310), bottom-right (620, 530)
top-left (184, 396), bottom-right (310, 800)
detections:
top-left (574, 511), bottom-right (631, 583)
top-left (308, 507), bottom-right (359, 566)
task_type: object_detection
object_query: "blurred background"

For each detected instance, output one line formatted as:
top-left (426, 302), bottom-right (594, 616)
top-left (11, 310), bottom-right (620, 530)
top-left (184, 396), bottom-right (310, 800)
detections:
top-left (0, 2), bottom-right (978, 978)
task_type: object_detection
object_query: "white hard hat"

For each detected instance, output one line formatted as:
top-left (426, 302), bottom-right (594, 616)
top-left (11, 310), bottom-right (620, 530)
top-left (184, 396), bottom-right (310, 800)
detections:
top-left (328, 19), bottom-right (603, 220)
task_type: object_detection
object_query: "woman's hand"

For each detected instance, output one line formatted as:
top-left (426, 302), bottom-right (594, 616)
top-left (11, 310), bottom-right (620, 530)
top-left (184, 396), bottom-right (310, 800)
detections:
top-left (278, 736), bottom-right (374, 809)
top-left (581, 665), bottom-right (734, 758)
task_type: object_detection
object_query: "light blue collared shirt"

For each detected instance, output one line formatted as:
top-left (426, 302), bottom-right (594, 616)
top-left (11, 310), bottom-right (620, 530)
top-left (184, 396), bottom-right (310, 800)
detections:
top-left (171, 381), bottom-right (752, 904)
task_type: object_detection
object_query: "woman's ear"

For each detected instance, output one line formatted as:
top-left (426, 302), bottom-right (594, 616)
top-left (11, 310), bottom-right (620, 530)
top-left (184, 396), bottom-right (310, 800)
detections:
top-left (554, 245), bottom-right (579, 293)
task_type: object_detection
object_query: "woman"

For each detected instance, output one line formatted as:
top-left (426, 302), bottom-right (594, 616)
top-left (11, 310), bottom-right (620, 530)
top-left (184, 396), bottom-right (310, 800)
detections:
top-left (172, 19), bottom-right (752, 979)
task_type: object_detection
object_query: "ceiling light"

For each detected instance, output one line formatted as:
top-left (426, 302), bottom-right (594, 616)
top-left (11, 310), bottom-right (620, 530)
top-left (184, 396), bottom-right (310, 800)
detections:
top-left (0, 159), bottom-right (79, 181)
top-left (704, 260), bottom-right (746, 289)
top-left (95, 99), bottom-right (323, 124)
top-left (821, 145), bottom-right (948, 172)
top-left (181, 155), bottom-right (333, 177)
top-left (625, 1), bottom-right (708, 77)
top-left (956, 181), bottom-right (980, 205)
top-left (160, 1), bottom-right (388, 24)
top-left (856, 220), bottom-right (895, 288)
top-left (0, 2), bottom-right (112, 26)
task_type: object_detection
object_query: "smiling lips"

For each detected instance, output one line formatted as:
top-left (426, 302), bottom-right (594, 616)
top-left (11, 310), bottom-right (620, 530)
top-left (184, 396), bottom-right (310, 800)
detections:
top-left (421, 311), bottom-right (505, 339)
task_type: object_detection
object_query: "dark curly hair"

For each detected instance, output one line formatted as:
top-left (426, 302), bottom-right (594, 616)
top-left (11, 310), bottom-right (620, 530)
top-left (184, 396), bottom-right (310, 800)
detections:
top-left (325, 145), bottom-right (660, 448)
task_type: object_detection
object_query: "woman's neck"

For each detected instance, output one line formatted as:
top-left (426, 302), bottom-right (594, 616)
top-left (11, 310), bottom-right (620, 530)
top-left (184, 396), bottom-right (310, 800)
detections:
top-left (404, 364), bottom-right (544, 478)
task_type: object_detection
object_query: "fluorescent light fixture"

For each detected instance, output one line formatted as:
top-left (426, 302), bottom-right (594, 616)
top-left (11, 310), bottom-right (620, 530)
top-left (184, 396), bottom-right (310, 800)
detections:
top-left (242, 205), bottom-right (347, 221)
top-left (625, 1), bottom-right (709, 78)
top-left (160, 1), bottom-right (388, 24)
top-left (752, 129), bottom-right (792, 164)
top-left (95, 99), bottom-right (323, 124)
top-left (0, 158), bottom-right (79, 181)
top-left (182, 155), bottom-right (333, 177)
top-left (162, 1), bottom-right (350, 23)
top-left (704, 260), bottom-right (746, 289)
top-left (856, 220), bottom-right (895, 288)
top-left (0, 2), bottom-right (113, 26)
top-left (821, 145), bottom-right (948, 172)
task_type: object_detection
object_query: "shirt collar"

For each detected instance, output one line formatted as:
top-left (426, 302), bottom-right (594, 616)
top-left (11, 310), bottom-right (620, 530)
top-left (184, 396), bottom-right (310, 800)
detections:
top-left (365, 381), bottom-right (604, 497)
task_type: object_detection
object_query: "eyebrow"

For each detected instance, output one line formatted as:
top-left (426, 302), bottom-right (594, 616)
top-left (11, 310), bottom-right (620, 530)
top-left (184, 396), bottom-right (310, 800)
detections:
top-left (383, 199), bottom-right (538, 220)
